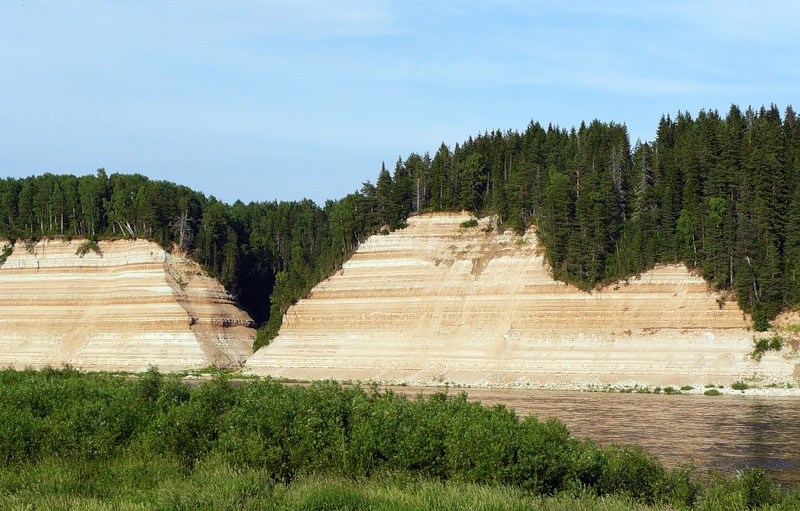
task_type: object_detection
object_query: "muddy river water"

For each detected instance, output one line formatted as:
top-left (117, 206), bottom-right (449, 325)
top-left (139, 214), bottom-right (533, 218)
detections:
top-left (392, 387), bottom-right (800, 486)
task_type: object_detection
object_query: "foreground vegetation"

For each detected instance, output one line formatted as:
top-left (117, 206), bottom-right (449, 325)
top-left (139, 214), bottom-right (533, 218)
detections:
top-left (0, 368), bottom-right (798, 509)
top-left (2, 458), bottom-right (782, 511)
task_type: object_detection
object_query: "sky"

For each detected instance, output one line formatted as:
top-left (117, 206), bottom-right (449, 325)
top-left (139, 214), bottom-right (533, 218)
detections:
top-left (1, 1), bottom-right (798, 206)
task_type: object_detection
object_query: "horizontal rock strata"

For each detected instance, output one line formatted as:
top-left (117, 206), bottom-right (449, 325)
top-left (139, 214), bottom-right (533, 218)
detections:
top-left (247, 213), bottom-right (797, 386)
top-left (0, 239), bottom-right (254, 371)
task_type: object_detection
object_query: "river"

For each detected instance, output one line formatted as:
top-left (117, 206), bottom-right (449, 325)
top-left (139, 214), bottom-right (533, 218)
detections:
top-left (391, 387), bottom-right (800, 486)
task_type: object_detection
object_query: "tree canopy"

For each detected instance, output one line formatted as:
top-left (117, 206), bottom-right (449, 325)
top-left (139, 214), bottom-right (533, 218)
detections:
top-left (2, 103), bottom-right (798, 343)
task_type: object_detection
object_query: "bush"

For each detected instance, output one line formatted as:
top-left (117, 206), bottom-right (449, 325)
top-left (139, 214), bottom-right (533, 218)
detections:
top-left (508, 416), bottom-right (573, 493)
top-left (0, 243), bottom-right (12, 266)
top-left (253, 325), bottom-right (278, 351)
top-left (0, 368), bottom-right (795, 509)
top-left (75, 239), bottom-right (100, 257)
top-left (752, 307), bottom-right (770, 331)
top-left (459, 218), bottom-right (479, 228)
top-left (731, 381), bottom-right (749, 391)
top-left (700, 468), bottom-right (783, 510)
top-left (752, 336), bottom-right (784, 361)
top-left (703, 389), bottom-right (721, 396)
top-left (596, 445), bottom-right (668, 504)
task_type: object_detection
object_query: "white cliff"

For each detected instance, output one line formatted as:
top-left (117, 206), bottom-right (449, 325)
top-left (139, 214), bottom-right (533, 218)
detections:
top-left (246, 213), bottom-right (797, 386)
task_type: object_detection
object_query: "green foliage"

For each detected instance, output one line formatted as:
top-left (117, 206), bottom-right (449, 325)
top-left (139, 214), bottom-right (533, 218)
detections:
top-left (680, 385), bottom-right (694, 391)
top-left (752, 335), bottom-right (784, 361)
top-left (731, 380), bottom-right (750, 391)
top-left (0, 242), bottom-right (11, 266)
top-left (3, 103), bottom-right (800, 339)
top-left (0, 172), bottom-right (380, 340)
top-left (0, 457), bottom-right (725, 511)
top-left (459, 217), bottom-right (479, 228)
top-left (699, 468), bottom-right (785, 510)
top-left (2, 368), bottom-right (797, 510)
top-left (75, 239), bottom-right (99, 257)
top-left (254, 325), bottom-right (278, 351)
top-left (704, 389), bottom-right (721, 396)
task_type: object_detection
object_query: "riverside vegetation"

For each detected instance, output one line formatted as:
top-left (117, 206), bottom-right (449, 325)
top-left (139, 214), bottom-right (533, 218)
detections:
top-left (1, 368), bottom-right (798, 510)
top-left (2, 104), bottom-right (800, 347)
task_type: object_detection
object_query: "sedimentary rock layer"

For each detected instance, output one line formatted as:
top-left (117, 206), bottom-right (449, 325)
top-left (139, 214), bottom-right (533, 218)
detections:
top-left (0, 239), bottom-right (254, 371)
top-left (247, 213), bottom-right (797, 386)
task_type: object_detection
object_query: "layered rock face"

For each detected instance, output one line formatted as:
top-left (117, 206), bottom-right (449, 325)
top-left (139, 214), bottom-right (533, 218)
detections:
top-left (0, 239), bottom-right (254, 371)
top-left (247, 213), bottom-right (797, 386)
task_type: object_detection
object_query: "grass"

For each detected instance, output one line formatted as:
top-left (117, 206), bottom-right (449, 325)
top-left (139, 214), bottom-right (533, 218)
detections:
top-left (2, 458), bottom-right (798, 510)
top-left (459, 218), bottom-right (479, 229)
top-left (0, 457), bottom-right (685, 511)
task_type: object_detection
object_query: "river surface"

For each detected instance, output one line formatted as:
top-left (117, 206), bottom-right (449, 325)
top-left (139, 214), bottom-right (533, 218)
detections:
top-left (391, 387), bottom-right (800, 486)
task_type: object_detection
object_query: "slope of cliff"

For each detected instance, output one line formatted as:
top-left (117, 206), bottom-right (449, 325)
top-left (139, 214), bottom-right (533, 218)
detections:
top-left (0, 239), bottom-right (254, 371)
top-left (246, 213), bottom-right (797, 386)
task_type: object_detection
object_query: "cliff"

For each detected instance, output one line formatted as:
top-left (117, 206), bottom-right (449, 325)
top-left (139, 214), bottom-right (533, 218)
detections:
top-left (246, 213), bottom-right (798, 386)
top-left (0, 239), bottom-right (254, 371)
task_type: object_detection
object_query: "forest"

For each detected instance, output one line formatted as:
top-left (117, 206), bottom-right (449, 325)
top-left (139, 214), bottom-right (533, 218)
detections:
top-left (0, 104), bottom-right (798, 344)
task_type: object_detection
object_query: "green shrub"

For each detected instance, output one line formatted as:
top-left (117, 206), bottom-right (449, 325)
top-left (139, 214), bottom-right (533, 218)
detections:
top-left (700, 468), bottom-right (783, 510)
top-left (0, 243), bottom-right (12, 266)
top-left (752, 336), bottom-right (784, 361)
top-left (752, 308), bottom-right (770, 331)
top-left (512, 416), bottom-right (574, 493)
top-left (75, 239), bottom-right (100, 257)
top-left (731, 381), bottom-right (749, 391)
top-left (459, 218), bottom-right (479, 228)
top-left (680, 385), bottom-right (693, 391)
top-left (253, 325), bottom-right (278, 351)
top-left (1, 368), bottom-right (796, 509)
top-left (703, 389), bottom-right (721, 396)
top-left (596, 445), bottom-right (668, 504)
top-left (663, 386), bottom-right (679, 395)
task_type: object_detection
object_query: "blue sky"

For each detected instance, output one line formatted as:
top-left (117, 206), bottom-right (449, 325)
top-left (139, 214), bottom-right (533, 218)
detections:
top-left (2, 1), bottom-right (798, 205)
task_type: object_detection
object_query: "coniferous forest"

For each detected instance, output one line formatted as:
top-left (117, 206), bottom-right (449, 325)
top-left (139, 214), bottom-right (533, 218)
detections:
top-left (1, 104), bottom-right (799, 344)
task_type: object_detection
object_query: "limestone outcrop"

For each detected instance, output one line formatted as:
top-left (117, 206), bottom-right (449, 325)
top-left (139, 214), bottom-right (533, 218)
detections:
top-left (0, 239), bottom-right (254, 371)
top-left (246, 213), bottom-right (798, 386)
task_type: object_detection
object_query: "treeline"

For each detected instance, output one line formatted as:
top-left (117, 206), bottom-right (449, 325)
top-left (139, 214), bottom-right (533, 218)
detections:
top-left (0, 171), bottom-right (376, 347)
top-left (366, 104), bottom-right (800, 329)
top-left (0, 367), bottom-right (795, 509)
top-left (2, 104), bottom-right (798, 336)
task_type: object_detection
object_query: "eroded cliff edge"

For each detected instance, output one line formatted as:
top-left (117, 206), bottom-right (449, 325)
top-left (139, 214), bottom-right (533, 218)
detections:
top-left (246, 213), bottom-right (798, 387)
top-left (0, 239), bottom-right (254, 371)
